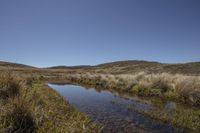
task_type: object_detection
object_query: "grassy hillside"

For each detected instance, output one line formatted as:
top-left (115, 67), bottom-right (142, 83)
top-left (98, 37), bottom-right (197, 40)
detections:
top-left (0, 61), bottom-right (35, 69)
top-left (94, 60), bottom-right (164, 74)
top-left (47, 65), bottom-right (92, 69)
top-left (163, 62), bottom-right (200, 75)
top-left (47, 60), bottom-right (200, 75)
top-left (94, 60), bottom-right (200, 75)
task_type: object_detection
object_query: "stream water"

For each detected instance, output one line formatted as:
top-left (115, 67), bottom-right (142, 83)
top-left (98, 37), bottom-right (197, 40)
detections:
top-left (49, 84), bottom-right (189, 133)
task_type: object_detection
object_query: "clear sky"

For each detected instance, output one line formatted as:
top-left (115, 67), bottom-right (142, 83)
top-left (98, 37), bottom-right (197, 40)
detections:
top-left (0, 0), bottom-right (200, 67)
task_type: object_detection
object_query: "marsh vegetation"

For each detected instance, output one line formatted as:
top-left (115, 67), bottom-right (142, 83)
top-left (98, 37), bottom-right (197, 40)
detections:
top-left (0, 72), bottom-right (102, 133)
top-left (63, 72), bottom-right (200, 132)
top-left (0, 61), bottom-right (200, 133)
top-left (64, 72), bottom-right (200, 106)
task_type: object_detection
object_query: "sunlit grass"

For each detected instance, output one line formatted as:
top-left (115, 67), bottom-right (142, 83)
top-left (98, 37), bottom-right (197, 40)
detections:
top-left (64, 72), bottom-right (200, 132)
top-left (65, 72), bottom-right (200, 106)
top-left (0, 73), bottom-right (102, 133)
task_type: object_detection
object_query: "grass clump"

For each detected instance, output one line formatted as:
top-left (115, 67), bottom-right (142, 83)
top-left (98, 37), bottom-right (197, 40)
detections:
top-left (0, 73), bottom-right (20, 100)
top-left (0, 97), bottom-right (37, 133)
top-left (150, 77), bottom-right (171, 93)
top-left (0, 73), bottom-right (37, 133)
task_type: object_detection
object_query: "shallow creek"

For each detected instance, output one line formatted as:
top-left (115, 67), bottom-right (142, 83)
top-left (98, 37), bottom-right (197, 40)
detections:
top-left (49, 84), bottom-right (190, 133)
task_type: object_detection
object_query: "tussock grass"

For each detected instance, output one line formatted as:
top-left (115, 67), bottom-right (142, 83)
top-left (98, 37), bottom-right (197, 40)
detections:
top-left (0, 73), bottom-right (20, 100)
top-left (0, 73), bottom-right (102, 133)
top-left (0, 97), bottom-right (37, 133)
top-left (0, 72), bottom-right (37, 133)
top-left (65, 72), bottom-right (200, 106)
top-left (64, 72), bottom-right (200, 132)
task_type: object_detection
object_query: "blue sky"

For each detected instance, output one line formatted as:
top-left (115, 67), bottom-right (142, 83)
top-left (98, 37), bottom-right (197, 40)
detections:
top-left (0, 0), bottom-right (200, 67)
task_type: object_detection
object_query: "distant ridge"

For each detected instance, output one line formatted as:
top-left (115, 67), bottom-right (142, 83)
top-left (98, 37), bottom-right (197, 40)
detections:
top-left (0, 61), bottom-right (36, 69)
top-left (46, 60), bottom-right (200, 75)
top-left (47, 65), bottom-right (92, 69)
top-left (0, 60), bottom-right (199, 75)
top-left (96, 60), bottom-right (162, 67)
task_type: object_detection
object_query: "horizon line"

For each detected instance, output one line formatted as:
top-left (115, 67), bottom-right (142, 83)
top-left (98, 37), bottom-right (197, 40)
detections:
top-left (0, 59), bottom-right (200, 68)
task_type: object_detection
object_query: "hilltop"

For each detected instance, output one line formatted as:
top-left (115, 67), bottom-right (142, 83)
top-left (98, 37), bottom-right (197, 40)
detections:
top-left (0, 61), bottom-right (36, 69)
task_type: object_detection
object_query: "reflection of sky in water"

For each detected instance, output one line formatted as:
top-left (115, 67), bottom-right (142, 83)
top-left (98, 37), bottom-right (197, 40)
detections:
top-left (49, 84), bottom-right (187, 133)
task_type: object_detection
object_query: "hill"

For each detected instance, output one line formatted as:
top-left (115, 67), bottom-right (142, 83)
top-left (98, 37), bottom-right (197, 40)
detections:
top-left (0, 60), bottom-right (200, 75)
top-left (47, 60), bottom-right (200, 75)
top-left (0, 61), bottom-right (36, 69)
top-left (47, 65), bottom-right (92, 69)
top-left (93, 60), bottom-right (200, 75)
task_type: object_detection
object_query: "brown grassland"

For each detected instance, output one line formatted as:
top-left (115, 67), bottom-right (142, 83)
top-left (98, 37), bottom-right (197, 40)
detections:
top-left (0, 60), bottom-right (200, 132)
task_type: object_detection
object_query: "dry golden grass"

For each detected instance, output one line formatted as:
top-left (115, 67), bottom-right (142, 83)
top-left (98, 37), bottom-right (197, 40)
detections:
top-left (0, 73), bottom-right (20, 100)
top-left (0, 97), bottom-right (37, 133)
top-left (0, 72), bottom-right (102, 133)
top-left (65, 72), bottom-right (200, 106)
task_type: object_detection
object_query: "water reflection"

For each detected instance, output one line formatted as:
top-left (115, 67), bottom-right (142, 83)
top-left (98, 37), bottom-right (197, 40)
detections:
top-left (49, 84), bottom-right (187, 133)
